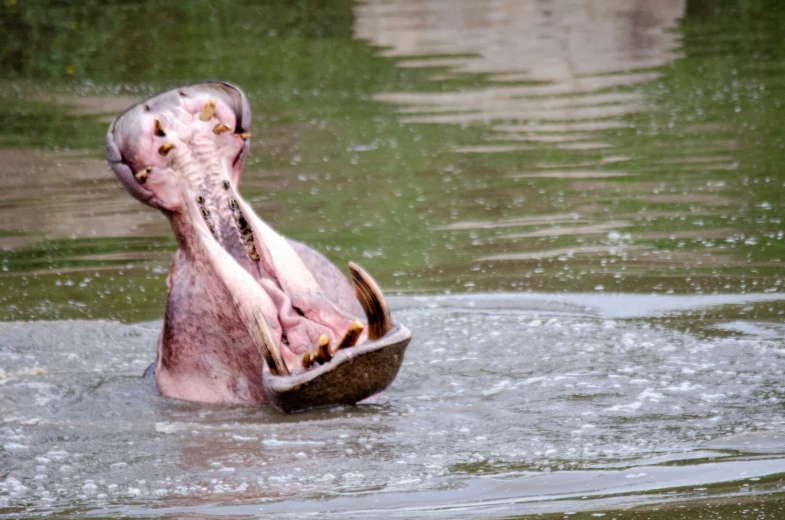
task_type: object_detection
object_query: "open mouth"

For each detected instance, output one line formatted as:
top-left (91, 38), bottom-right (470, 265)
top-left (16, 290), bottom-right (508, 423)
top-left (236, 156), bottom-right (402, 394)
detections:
top-left (105, 82), bottom-right (411, 412)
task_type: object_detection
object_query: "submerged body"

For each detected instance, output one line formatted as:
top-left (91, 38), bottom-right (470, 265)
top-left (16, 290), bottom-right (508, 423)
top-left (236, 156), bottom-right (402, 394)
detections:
top-left (106, 82), bottom-right (409, 409)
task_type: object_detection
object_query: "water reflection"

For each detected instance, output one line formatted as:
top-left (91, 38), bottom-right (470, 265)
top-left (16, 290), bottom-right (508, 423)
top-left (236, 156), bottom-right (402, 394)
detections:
top-left (355, 0), bottom-right (688, 249)
top-left (356, 0), bottom-right (683, 134)
top-left (355, 0), bottom-right (783, 302)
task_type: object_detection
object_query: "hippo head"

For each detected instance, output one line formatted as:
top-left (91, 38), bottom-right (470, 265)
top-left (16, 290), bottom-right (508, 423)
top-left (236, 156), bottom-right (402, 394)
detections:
top-left (105, 82), bottom-right (410, 412)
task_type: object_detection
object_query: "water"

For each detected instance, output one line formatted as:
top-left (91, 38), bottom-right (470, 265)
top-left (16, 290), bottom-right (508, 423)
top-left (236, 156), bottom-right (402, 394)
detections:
top-left (2, 0), bottom-right (785, 517)
top-left (2, 294), bottom-right (785, 517)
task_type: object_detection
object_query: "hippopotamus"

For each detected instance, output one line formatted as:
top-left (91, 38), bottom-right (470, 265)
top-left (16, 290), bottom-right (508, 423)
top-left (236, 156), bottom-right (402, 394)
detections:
top-left (105, 82), bottom-right (411, 412)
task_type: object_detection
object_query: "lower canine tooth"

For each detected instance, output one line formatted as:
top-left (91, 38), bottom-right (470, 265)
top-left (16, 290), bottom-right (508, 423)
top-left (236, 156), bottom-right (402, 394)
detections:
top-left (349, 262), bottom-right (392, 340)
top-left (251, 308), bottom-right (289, 376)
top-left (316, 334), bottom-right (332, 363)
top-left (336, 320), bottom-right (364, 350)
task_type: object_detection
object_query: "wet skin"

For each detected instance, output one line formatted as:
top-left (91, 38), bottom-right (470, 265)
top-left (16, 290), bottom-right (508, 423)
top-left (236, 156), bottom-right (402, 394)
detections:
top-left (105, 82), bottom-right (410, 412)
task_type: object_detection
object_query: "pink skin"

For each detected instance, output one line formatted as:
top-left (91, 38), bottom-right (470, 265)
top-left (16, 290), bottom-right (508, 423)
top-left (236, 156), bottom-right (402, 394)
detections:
top-left (107, 83), bottom-right (366, 404)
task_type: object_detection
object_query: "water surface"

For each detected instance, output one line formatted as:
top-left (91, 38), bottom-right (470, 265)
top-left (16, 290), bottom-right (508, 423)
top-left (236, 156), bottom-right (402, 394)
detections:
top-left (1, 0), bottom-right (785, 517)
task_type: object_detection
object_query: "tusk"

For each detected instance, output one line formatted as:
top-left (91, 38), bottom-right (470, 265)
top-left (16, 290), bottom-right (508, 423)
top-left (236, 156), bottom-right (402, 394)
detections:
top-left (200, 99), bottom-right (216, 121)
top-left (251, 308), bottom-right (289, 376)
top-left (348, 262), bottom-right (392, 340)
top-left (336, 320), bottom-right (364, 350)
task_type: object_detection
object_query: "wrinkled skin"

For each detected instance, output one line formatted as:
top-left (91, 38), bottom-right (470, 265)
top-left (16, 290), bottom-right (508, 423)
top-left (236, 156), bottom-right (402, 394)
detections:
top-left (106, 83), bottom-right (408, 409)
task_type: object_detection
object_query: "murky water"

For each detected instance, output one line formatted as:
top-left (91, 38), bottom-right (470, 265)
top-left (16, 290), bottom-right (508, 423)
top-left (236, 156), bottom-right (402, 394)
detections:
top-left (2, 0), bottom-right (785, 517)
top-left (2, 294), bottom-right (785, 517)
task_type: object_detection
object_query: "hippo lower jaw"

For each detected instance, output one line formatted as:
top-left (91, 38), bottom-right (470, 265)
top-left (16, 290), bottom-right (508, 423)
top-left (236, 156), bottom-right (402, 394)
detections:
top-left (105, 82), bottom-right (410, 412)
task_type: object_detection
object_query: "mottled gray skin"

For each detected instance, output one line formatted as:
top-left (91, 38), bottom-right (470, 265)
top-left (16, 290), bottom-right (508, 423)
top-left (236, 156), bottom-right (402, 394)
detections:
top-left (106, 82), bottom-right (407, 408)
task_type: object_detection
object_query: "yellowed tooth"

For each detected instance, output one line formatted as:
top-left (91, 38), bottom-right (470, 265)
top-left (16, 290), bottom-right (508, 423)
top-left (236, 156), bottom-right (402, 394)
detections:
top-left (349, 262), bottom-right (392, 340)
top-left (234, 132), bottom-right (250, 141)
top-left (134, 166), bottom-right (151, 184)
top-left (154, 119), bottom-right (166, 137)
top-left (158, 143), bottom-right (175, 156)
top-left (251, 308), bottom-right (290, 376)
top-left (213, 122), bottom-right (231, 135)
top-left (200, 99), bottom-right (216, 121)
top-left (336, 320), bottom-right (364, 350)
top-left (301, 351), bottom-right (312, 369)
top-left (316, 334), bottom-right (332, 363)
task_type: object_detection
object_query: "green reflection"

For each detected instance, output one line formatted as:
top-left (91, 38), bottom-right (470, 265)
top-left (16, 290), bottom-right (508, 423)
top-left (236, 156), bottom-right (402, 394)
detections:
top-left (0, 0), bottom-right (783, 329)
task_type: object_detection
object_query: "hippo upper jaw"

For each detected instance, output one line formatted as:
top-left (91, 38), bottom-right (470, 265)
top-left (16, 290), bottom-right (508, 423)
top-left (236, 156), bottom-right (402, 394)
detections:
top-left (106, 82), bottom-right (410, 410)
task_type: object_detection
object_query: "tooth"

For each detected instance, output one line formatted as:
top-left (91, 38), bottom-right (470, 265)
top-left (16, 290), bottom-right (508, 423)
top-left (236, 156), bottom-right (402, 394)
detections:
top-left (316, 334), bottom-right (332, 364)
top-left (213, 122), bottom-right (231, 135)
top-left (336, 320), bottom-right (364, 350)
top-left (301, 351), bottom-right (312, 369)
top-left (251, 309), bottom-right (290, 376)
top-left (154, 119), bottom-right (166, 137)
top-left (349, 262), bottom-right (392, 340)
top-left (200, 99), bottom-right (216, 121)
top-left (234, 132), bottom-right (250, 140)
top-left (134, 166), bottom-right (151, 184)
top-left (158, 143), bottom-right (175, 156)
